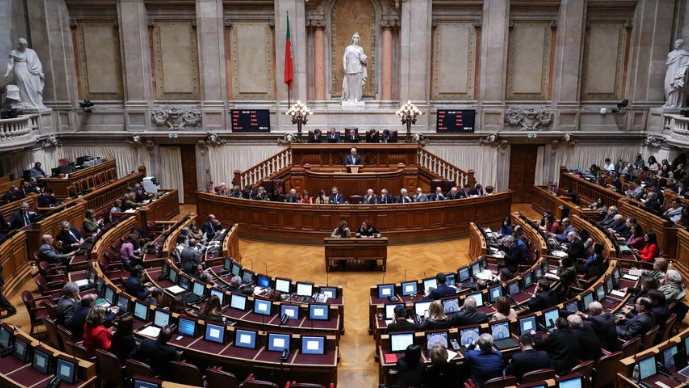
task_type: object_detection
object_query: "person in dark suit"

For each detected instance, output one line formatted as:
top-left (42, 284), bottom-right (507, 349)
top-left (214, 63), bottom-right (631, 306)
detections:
top-left (344, 148), bottom-right (362, 166)
top-left (56, 282), bottom-right (80, 328)
top-left (345, 130), bottom-right (360, 143)
top-left (202, 214), bottom-right (222, 240)
top-left (397, 188), bottom-right (413, 204)
top-left (38, 234), bottom-right (74, 266)
top-left (578, 301), bottom-right (619, 351)
top-left (56, 221), bottom-right (83, 253)
top-left (362, 189), bottom-right (377, 204)
top-left (429, 187), bottom-right (445, 201)
top-left (129, 326), bottom-right (181, 380)
top-left (367, 129), bottom-right (380, 143)
top-left (2, 185), bottom-right (22, 203)
top-left (445, 187), bottom-right (461, 200)
top-left (568, 314), bottom-right (602, 361)
top-left (464, 334), bottom-right (505, 386)
top-left (125, 266), bottom-right (154, 300)
top-left (622, 290), bottom-right (670, 327)
top-left (20, 181), bottom-right (37, 197)
top-left (499, 235), bottom-right (524, 274)
top-left (9, 201), bottom-right (37, 230)
top-left (528, 280), bottom-right (558, 311)
top-left (37, 188), bottom-right (57, 208)
top-left (328, 186), bottom-right (344, 204)
top-left (606, 214), bottom-right (629, 236)
top-left (504, 335), bottom-right (550, 382)
top-left (566, 231), bottom-right (586, 261)
top-left (0, 210), bottom-right (9, 235)
top-left (616, 297), bottom-right (656, 339)
top-left (395, 344), bottom-right (425, 388)
top-left (532, 317), bottom-right (581, 375)
top-left (70, 295), bottom-right (102, 342)
top-left (145, 288), bottom-right (164, 307)
top-left (377, 189), bottom-right (394, 204)
top-left (0, 260), bottom-right (16, 317)
top-left (458, 184), bottom-right (471, 199)
top-left (451, 296), bottom-right (488, 326)
top-left (271, 186), bottom-right (285, 202)
top-left (180, 242), bottom-right (202, 274)
top-left (425, 273), bottom-right (457, 300)
top-left (387, 305), bottom-right (418, 332)
top-left (425, 344), bottom-right (459, 388)
top-left (326, 128), bottom-right (341, 143)
top-left (284, 189), bottom-right (300, 203)
top-left (308, 129), bottom-right (324, 143)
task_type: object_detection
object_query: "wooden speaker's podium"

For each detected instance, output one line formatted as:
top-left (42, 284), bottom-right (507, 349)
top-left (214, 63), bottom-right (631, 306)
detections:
top-left (346, 165), bottom-right (360, 173)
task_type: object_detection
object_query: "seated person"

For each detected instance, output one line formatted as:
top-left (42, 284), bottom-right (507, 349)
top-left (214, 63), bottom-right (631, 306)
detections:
top-left (429, 187), bottom-right (445, 201)
top-left (355, 220), bottom-right (379, 237)
top-left (83, 306), bottom-right (113, 356)
top-left (397, 188), bottom-right (412, 204)
top-left (331, 220), bottom-right (351, 238)
top-left (663, 198), bottom-right (683, 222)
top-left (362, 189), bottom-right (377, 204)
top-left (464, 334), bottom-right (504, 386)
top-left (492, 296), bottom-right (517, 320)
top-left (413, 187), bottom-right (428, 202)
top-left (308, 129), bottom-right (324, 143)
top-left (129, 326), bottom-right (180, 380)
top-left (329, 186), bottom-right (344, 204)
top-left (395, 344), bottom-right (425, 388)
top-left (616, 297), bottom-right (655, 339)
top-left (532, 318), bottom-right (581, 375)
top-left (424, 344), bottom-right (459, 388)
top-left (658, 270), bottom-right (687, 302)
top-left (418, 300), bottom-right (451, 331)
top-left (499, 217), bottom-right (512, 237)
top-left (554, 218), bottom-right (576, 243)
top-left (504, 335), bottom-right (550, 382)
top-left (251, 186), bottom-right (269, 201)
top-left (367, 129), bottom-right (380, 143)
top-left (326, 128), bottom-right (340, 143)
top-left (627, 224), bottom-right (646, 250)
top-left (527, 280), bottom-right (557, 311)
top-left (197, 295), bottom-right (224, 323)
top-left (577, 302), bottom-right (619, 351)
top-left (56, 221), bottom-right (83, 253)
top-left (498, 235), bottom-right (524, 274)
top-left (299, 190), bottom-right (313, 204)
top-left (83, 209), bottom-right (103, 234)
top-left (425, 273), bottom-right (456, 300)
top-left (125, 265), bottom-right (155, 300)
top-left (445, 187), bottom-right (461, 200)
top-left (568, 314), bottom-right (602, 361)
top-left (202, 214), bottom-right (222, 240)
top-left (636, 231), bottom-right (660, 263)
top-left (345, 129), bottom-right (361, 143)
top-left (576, 243), bottom-right (605, 278)
top-left (387, 305), bottom-right (418, 332)
top-left (598, 207), bottom-right (618, 228)
top-left (314, 190), bottom-right (329, 204)
top-left (123, 192), bottom-right (144, 210)
top-left (284, 188), bottom-right (301, 203)
top-left (120, 234), bottom-right (142, 269)
top-left (9, 201), bottom-right (37, 229)
top-left (38, 234), bottom-right (74, 266)
top-left (606, 214), bottom-right (628, 236)
top-left (2, 185), bottom-right (22, 203)
top-left (377, 189), bottom-right (394, 204)
top-left (38, 188), bottom-right (57, 208)
top-left (644, 191), bottom-right (661, 212)
top-left (145, 288), bottom-right (164, 306)
top-left (458, 184), bottom-right (471, 198)
top-left (380, 129), bottom-right (395, 143)
top-left (271, 186), bottom-right (285, 202)
top-left (450, 296), bottom-right (488, 326)
top-left (30, 162), bottom-right (46, 178)
top-left (228, 185), bottom-right (242, 198)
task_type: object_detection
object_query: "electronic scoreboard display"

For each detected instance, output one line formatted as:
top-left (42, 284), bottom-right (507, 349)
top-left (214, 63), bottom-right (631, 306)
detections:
top-left (231, 109), bottom-right (270, 132)
top-left (436, 110), bottom-right (475, 133)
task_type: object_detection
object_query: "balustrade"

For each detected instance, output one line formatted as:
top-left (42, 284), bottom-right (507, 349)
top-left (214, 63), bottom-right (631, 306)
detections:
top-left (417, 148), bottom-right (474, 187)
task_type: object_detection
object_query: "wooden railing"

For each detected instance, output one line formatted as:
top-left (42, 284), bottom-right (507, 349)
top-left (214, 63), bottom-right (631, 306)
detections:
top-left (558, 167), bottom-right (625, 208)
top-left (45, 159), bottom-right (118, 200)
top-left (232, 148), bottom-right (292, 188)
top-left (74, 166), bottom-right (146, 214)
top-left (468, 223), bottom-right (487, 261)
top-left (222, 223), bottom-right (242, 263)
top-left (90, 215), bottom-right (139, 263)
top-left (417, 148), bottom-right (475, 187)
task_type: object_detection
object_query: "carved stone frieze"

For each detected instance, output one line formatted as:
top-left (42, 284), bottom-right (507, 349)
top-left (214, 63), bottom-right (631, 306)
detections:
top-left (504, 108), bottom-right (554, 130)
top-left (307, 19), bottom-right (326, 29)
top-left (151, 107), bottom-right (202, 130)
top-left (40, 135), bottom-right (59, 149)
top-left (125, 133), bottom-right (143, 145)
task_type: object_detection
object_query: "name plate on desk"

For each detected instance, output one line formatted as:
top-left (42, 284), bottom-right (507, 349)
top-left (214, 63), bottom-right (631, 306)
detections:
top-left (346, 165), bottom-right (360, 174)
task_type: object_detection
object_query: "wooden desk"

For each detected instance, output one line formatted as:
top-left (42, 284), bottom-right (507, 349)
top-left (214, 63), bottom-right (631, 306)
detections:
top-left (222, 224), bottom-right (242, 262)
top-left (138, 189), bottom-right (180, 227)
top-left (324, 237), bottom-right (388, 272)
top-left (468, 222), bottom-right (488, 261)
top-left (74, 167), bottom-right (145, 215)
top-left (42, 159), bottom-right (117, 200)
top-left (0, 231), bottom-right (29, 298)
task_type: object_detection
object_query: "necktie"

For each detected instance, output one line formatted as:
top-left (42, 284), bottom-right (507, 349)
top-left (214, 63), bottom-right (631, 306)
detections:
top-left (24, 212), bottom-right (29, 226)
top-left (69, 230), bottom-right (78, 242)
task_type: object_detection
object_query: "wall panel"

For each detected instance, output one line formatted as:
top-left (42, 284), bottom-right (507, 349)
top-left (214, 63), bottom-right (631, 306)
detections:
top-left (229, 22), bottom-right (275, 100)
top-left (152, 20), bottom-right (200, 100)
top-left (76, 21), bottom-right (123, 100)
top-left (581, 22), bottom-right (628, 101)
top-left (506, 22), bottom-right (552, 100)
top-left (432, 22), bottom-right (476, 100)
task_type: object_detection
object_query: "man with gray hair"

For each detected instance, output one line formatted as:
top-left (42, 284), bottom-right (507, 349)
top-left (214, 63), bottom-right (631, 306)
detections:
top-left (377, 188), bottom-right (393, 204)
top-left (465, 333), bottom-right (504, 386)
top-left (555, 218), bottom-right (575, 242)
top-left (451, 296), bottom-right (488, 326)
top-left (533, 317), bottom-right (581, 375)
top-left (566, 230), bottom-right (586, 261)
top-left (567, 314), bottom-right (602, 360)
top-left (446, 187), bottom-right (461, 200)
top-left (345, 147), bottom-right (361, 166)
top-left (599, 206), bottom-right (618, 228)
top-left (228, 275), bottom-right (243, 294)
top-left (56, 221), bottom-right (84, 253)
top-left (577, 301), bottom-right (619, 351)
top-left (9, 201), bottom-right (37, 230)
top-left (617, 297), bottom-right (655, 339)
top-left (607, 214), bottom-right (628, 236)
top-left (659, 269), bottom-right (687, 302)
top-left (413, 187), bottom-right (428, 202)
top-left (38, 234), bottom-right (74, 266)
top-left (397, 188), bottom-right (412, 204)
top-left (285, 188), bottom-right (301, 203)
top-left (498, 235), bottom-right (524, 274)
top-left (56, 282), bottom-right (80, 328)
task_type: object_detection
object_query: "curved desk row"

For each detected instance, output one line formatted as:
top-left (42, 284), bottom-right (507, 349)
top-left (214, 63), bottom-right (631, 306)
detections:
top-left (196, 191), bottom-right (512, 245)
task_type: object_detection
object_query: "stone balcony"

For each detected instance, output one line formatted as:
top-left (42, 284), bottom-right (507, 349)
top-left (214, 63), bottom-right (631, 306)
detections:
top-left (0, 114), bottom-right (40, 152)
top-left (664, 114), bottom-right (689, 148)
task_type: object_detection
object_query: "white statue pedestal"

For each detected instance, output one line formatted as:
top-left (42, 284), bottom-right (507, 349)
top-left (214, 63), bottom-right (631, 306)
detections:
top-left (341, 101), bottom-right (365, 110)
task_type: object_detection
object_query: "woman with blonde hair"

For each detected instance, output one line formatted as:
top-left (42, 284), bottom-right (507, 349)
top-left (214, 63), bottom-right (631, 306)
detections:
top-left (419, 300), bottom-right (450, 330)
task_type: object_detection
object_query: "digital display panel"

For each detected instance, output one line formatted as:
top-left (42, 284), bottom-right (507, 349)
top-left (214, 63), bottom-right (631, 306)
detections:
top-left (436, 110), bottom-right (475, 133)
top-left (231, 109), bottom-right (270, 132)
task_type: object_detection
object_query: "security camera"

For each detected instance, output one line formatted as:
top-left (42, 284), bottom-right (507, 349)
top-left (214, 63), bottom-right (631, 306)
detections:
top-left (79, 99), bottom-right (94, 113)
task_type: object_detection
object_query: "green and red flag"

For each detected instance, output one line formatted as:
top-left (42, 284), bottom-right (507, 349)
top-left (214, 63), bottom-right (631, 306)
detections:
top-left (284, 14), bottom-right (293, 90)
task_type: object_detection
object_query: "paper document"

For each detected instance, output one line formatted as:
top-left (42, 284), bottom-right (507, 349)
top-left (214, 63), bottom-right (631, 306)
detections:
top-left (138, 326), bottom-right (161, 338)
top-left (545, 273), bottom-right (560, 280)
top-left (167, 285), bottom-right (185, 294)
top-left (610, 290), bottom-right (626, 297)
top-left (74, 279), bottom-right (89, 287)
top-left (446, 349), bottom-right (458, 362)
top-left (622, 274), bottom-right (639, 281)
top-left (628, 269), bottom-right (643, 276)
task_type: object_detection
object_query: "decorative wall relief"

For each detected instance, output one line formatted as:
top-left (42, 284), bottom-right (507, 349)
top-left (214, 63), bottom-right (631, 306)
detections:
top-left (504, 108), bottom-right (554, 130)
top-left (73, 20), bottom-right (124, 101)
top-left (580, 22), bottom-right (629, 101)
top-left (506, 21), bottom-right (554, 101)
top-left (151, 108), bottom-right (202, 130)
top-left (228, 21), bottom-right (275, 100)
top-left (432, 22), bottom-right (477, 100)
top-left (150, 20), bottom-right (200, 100)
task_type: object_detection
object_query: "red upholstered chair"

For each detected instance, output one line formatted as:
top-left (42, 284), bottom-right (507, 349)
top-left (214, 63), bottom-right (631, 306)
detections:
top-left (35, 274), bottom-right (64, 299)
top-left (349, 195), bottom-right (363, 204)
top-left (430, 179), bottom-right (443, 192)
top-left (483, 375), bottom-right (516, 388)
top-left (126, 360), bottom-right (158, 380)
top-left (658, 314), bottom-right (677, 344)
top-left (260, 180), bottom-right (274, 192)
top-left (69, 341), bottom-right (95, 362)
top-left (641, 325), bottom-right (659, 350)
top-left (441, 179), bottom-right (455, 193)
top-left (68, 186), bottom-right (78, 198)
top-left (95, 349), bottom-right (127, 387)
top-left (58, 158), bottom-right (70, 166)
top-left (21, 291), bottom-right (49, 335)
top-left (521, 369), bottom-right (557, 384)
top-left (44, 300), bottom-right (57, 320)
top-left (170, 360), bottom-right (205, 387)
top-left (570, 361), bottom-right (595, 388)
top-left (620, 336), bottom-right (641, 359)
top-left (591, 352), bottom-right (623, 388)
top-left (57, 325), bottom-right (74, 347)
top-left (39, 261), bottom-right (66, 282)
top-left (205, 368), bottom-right (240, 388)
top-left (42, 317), bottom-right (62, 350)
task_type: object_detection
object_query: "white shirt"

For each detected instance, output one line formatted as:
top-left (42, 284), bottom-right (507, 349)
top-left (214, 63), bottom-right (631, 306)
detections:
top-left (603, 163), bottom-right (616, 171)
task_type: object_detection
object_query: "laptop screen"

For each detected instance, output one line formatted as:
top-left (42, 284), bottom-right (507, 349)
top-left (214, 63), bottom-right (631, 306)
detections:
top-left (639, 356), bottom-right (657, 380)
top-left (242, 270), bottom-right (254, 285)
top-left (663, 345), bottom-right (678, 369)
top-left (179, 276), bottom-right (190, 290)
top-left (490, 322), bottom-right (510, 340)
top-left (235, 329), bottom-right (257, 349)
top-left (192, 282), bottom-right (205, 297)
top-left (104, 286), bottom-right (115, 304)
top-left (275, 278), bottom-right (291, 293)
top-left (56, 358), bottom-right (77, 384)
top-left (460, 328), bottom-right (480, 347)
top-left (0, 326), bottom-right (11, 349)
top-left (605, 276), bottom-right (614, 293)
top-left (134, 379), bottom-right (160, 388)
top-left (544, 309), bottom-right (559, 328)
top-left (296, 283), bottom-right (313, 297)
top-left (204, 323), bottom-right (224, 344)
top-left (565, 300), bottom-right (578, 313)
top-left (320, 287), bottom-right (337, 299)
top-left (154, 310), bottom-right (170, 328)
top-left (471, 262), bottom-right (481, 277)
top-left (401, 282), bottom-right (418, 296)
top-left (489, 286), bottom-right (503, 302)
top-left (519, 316), bottom-right (537, 335)
top-left (557, 377), bottom-right (583, 388)
top-left (267, 333), bottom-right (290, 352)
top-left (178, 318), bottom-right (196, 337)
top-left (523, 272), bottom-right (533, 289)
top-left (230, 294), bottom-right (247, 311)
top-left (32, 349), bottom-right (50, 374)
top-left (134, 301), bottom-right (148, 321)
top-left (116, 295), bottom-right (130, 313)
top-left (390, 333), bottom-right (414, 352)
top-left (423, 278), bottom-right (437, 292)
top-left (583, 292), bottom-right (594, 311)
top-left (281, 305), bottom-right (299, 320)
top-left (169, 268), bottom-right (178, 285)
top-left (210, 289), bottom-right (225, 305)
top-left (442, 298), bottom-right (460, 314)
top-left (257, 275), bottom-right (271, 288)
top-left (446, 274), bottom-right (456, 286)
top-left (595, 285), bottom-right (605, 301)
top-left (231, 263), bottom-right (241, 277)
top-left (254, 299), bottom-right (272, 316)
top-left (13, 338), bottom-right (27, 362)
top-left (378, 284), bottom-right (395, 298)
top-left (459, 268), bottom-right (470, 282)
top-left (508, 281), bottom-right (520, 296)
top-left (385, 304), bottom-right (403, 320)
top-left (223, 257), bottom-right (232, 270)
top-left (301, 336), bottom-right (325, 355)
top-left (309, 305), bottom-right (329, 320)
top-left (468, 292), bottom-right (483, 306)
top-left (426, 331), bottom-right (448, 351)
top-left (415, 301), bottom-right (432, 317)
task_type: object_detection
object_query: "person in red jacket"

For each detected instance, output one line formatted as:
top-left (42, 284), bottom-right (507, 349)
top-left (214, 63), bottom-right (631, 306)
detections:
top-left (636, 231), bottom-right (660, 263)
top-left (83, 305), bottom-right (112, 356)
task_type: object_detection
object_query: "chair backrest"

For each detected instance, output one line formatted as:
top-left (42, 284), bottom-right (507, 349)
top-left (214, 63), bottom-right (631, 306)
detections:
top-left (349, 195), bottom-right (362, 204)
top-left (642, 325), bottom-right (660, 349)
top-left (125, 359), bottom-right (157, 380)
top-left (21, 291), bottom-right (40, 323)
top-left (592, 351), bottom-right (623, 388)
top-left (240, 381), bottom-right (279, 388)
top-left (70, 341), bottom-right (93, 361)
top-left (658, 314), bottom-right (677, 344)
top-left (570, 361), bottom-right (595, 387)
top-left (621, 336), bottom-right (641, 359)
top-left (483, 375), bottom-right (517, 388)
top-left (170, 360), bottom-right (204, 387)
top-left (521, 369), bottom-right (557, 384)
top-left (34, 274), bottom-right (49, 293)
top-left (289, 384), bottom-right (326, 388)
top-left (205, 368), bottom-right (239, 388)
top-left (44, 300), bottom-right (57, 320)
top-left (95, 349), bottom-right (126, 387)
top-left (43, 317), bottom-right (62, 350)
top-left (57, 325), bottom-right (73, 346)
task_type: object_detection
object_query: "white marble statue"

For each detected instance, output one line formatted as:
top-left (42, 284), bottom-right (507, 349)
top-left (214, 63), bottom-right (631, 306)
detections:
top-left (3, 38), bottom-right (46, 109)
top-left (342, 32), bottom-right (367, 102)
top-left (663, 39), bottom-right (689, 109)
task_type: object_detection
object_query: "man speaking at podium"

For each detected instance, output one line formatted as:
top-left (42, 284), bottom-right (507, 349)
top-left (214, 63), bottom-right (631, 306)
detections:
top-left (345, 148), bottom-right (362, 166)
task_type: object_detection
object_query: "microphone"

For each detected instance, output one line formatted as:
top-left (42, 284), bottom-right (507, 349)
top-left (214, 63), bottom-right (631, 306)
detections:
top-left (326, 271), bottom-right (329, 287)
top-left (405, 270), bottom-right (407, 282)
top-left (250, 259), bottom-right (254, 271)
top-left (264, 263), bottom-right (268, 276)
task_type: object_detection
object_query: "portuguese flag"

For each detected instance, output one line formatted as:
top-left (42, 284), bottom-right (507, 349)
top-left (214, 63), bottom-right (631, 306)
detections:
top-left (284, 14), bottom-right (293, 90)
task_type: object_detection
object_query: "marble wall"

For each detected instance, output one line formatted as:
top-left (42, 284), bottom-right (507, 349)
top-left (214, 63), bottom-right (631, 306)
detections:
top-left (229, 21), bottom-right (275, 100)
top-left (75, 21), bottom-right (124, 100)
top-left (151, 21), bottom-right (200, 100)
top-left (431, 22), bottom-right (477, 100)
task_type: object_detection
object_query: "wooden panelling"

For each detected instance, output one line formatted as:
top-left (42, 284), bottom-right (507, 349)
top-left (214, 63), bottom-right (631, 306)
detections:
top-left (221, 224), bottom-right (242, 263)
top-left (139, 190), bottom-right (180, 227)
top-left (42, 159), bottom-right (118, 200)
top-left (76, 167), bottom-right (146, 215)
top-left (0, 231), bottom-right (29, 297)
top-left (509, 145), bottom-right (538, 203)
top-left (90, 216), bottom-right (140, 263)
top-left (26, 201), bottom-right (86, 258)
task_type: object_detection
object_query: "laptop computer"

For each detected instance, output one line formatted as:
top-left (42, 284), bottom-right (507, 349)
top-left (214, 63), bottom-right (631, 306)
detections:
top-left (490, 321), bottom-right (518, 350)
top-left (672, 345), bottom-right (689, 377)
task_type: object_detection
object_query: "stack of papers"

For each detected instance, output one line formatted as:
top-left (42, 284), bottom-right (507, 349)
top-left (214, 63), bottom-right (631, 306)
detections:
top-left (545, 273), bottom-right (560, 280)
top-left (138, 326), bottom-right (161, 338)
top-left (610, 290), bottom-right (626, 298)
top-left (74, 279), bottom-right (89, 287)
top-left (446, 349), bottom-right (458, 362)
top-left (167, 285), bottom-right (185, 294)
top-left (551, 250), bottom-right (568, 258)
top-left (628, 269), bottom-right (643, 276)
top-left (622, 274), bottom-right (639, 281)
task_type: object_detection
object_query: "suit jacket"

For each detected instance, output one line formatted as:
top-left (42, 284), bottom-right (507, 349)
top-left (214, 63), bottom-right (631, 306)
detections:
top-left (125, 276), bottom-right (151, 300)
top-left (202, 221), bottom-right (219, 240)
top-left (308, 133), bottom-right (323, 143)
top-left (377, 194), bottom-right (394, 204)
top-left (429, 193), bottom-right (445, 201)
top-left (504, 349), bottom-right (551, 381)
top-left (38, 243), bottom-right (69, 264)
top-left (345, 133), bottom-right (360, 143)
top-left (396, 195), bottom-right (413, 204)
top-left (9, 209), bottom-right (36, 230)
top-left (180, 246), bottom-right (202, 273)
top-left (445, 192), bottom-right (462, 200)
top-left (413, 193), bottom-right (429, 202)
top-left (533, 328), bottom-right (581, 375)
top-left (458, 189), bottom-right (469, 199)
top-left (56, 296), bottom-right (79, 327)
top-left (70, 305), bottom-right (91, 342)
top-left (37, 194), bottom-right (56, 208)
top-left (617, 311), bottom-right (655, 339)
top-left (362, 194), bottom-right (377, 204)
top-left (326, 133), bottom-right (341, 143)
top-left (345, 155), bottom-right (362, 165)
top-left (83, 218), bottom-right (100, 233)
top-left (464, 345), bottom-right (505, 386)
top-left (451, 310), bottom-right (488, 327)
top-left (328, 194), bottom-right (344, 204)
top-left (0, 210), bottom-right (8, 230)
top-left (419, 318), bottom-right (451, 331)
top-left (501, 243), bottom-right (524, 273)
top-left (0, 262), bottom-right (4, 287)
top-left (129, 338), bottom-right (181, 379)
top-left (56, 227), bottom-right (83, 253)
top-left (528, 290), bottom-right (558, 311)
top-left (586, 313), bottom-right (619, 351)
top-left (2, 190), bottom-right (22, 203)
top-left (568, 238), bottom-right (586, 260)
top-left (284, 194), bottom-right (301, 203)
top-left (386, 319), bottom-right (418, 332)
top-left (573, 325), bottom-right (603, 361)
top-left (610, 221), bottom-right (628, 236)
top-left (599, 214), bottom-right (616, 228)
top-left (426, 284), bottom-right (457, 300)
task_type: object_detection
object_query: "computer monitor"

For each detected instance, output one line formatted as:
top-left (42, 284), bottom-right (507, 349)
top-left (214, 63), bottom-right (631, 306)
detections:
top-left (309, 305), bottom-right (329, 321)
top-left (257, 275), bottom-right (271, 289)
top-left (534, 267), bottom-right (543, 280)
top-left (192, 282), bottom-right (205, 297)
top-left (223, 258), bottom-right (232, 270)
top-left (605, 276), bottom-right (614, 294)
top-left (594, 285), bottom-right (605, 301)
top-left (565, 300), bottom-right (579, 313)
top-left (169, 268), bottom-right (179, 285)
top-left (557, 376), bottom-right (583, 388)
top-left (179, 276), bottom-right (190, 291)
top-left (446, 274), bottom-right (456, 286)
top-left (32, 349), bottom-right (50, 374)
top-left (523, 272), bottom-right (533, 289)
top-left (490, 321), bottom-right (510, 340)
top-left (178, 317), bottom-right (196, 337)
top-left (468, 292), bottom-right (483, 306)
top-left (0, 325), bottom-right (13, 349)
top-left (426, 331), bottom-right (449, 351)
top-left (235, 329), bottom-right (257, 349)
top-left (104, 286), bottom-right (115, 304)
top-left (320, 287), bottom-right (337, 299)
top-left (210, 289), bottom-right (225, 305)
top-left (541, 260), bottom-right (549, 274)
top-left (458, 268), bottom-right (470, 282)
top-left (423, 278), bottom-right (437, 292)
top-left (116, 295), bottom-right (130, 313)
top-left (489, 285), bottom-right (503, 303)
top-left (638, 355), bottom-right (657, 380)
top-left (204, 323), bottom-right (225, 344)
top-left (401, 282), bottom-right (418, 296)
top-left (134, 301), bottom-right (148, 321)
top-left (56, 358), bottom-right (77, 384)
top-left (613, 266), bottom-right (622, 285)
top-left (583, 292), bottom-right (594, 311)
top-left (480, 257), bottom-right (488, 270)
top-left (390, 333), bottom-right (414, 352)
top-left (242, 270), bottom-right (255, 285)
top-left (508, 281), bottom-right (521, 296)
top-left (414, 301), bottom-right (432, 317)
top-left (442, 298), bottom-right (460, 314)
top-left (460, 328), bottom-right (480, 347)
top-left (544, 308), bottom-right (559, 328)
top-left (267, 333), bottom-right (291, 352)
top-left (684, 336), bottom-right (689, 356)
top-left (301, 336), bottom-right (326, 355)
top-left (154, 310), bottom-right (170, 328)
top-left (471, 262), bottom-right (481, 276)
top-left (231, 263), bottom-right (241, 277)
top-left (13, 338), bottom-right (29, 362)
top-left (281, 305), bottom-right (299, 320)
top-left (133, 377), bottom-right (162, 388)
top-left (519, 316), bottom-right (537, 335)
top-left (254, 299), bottom-right (272, 316)
top-left (663, 344), bottom-right (678, 369)
top-left (385, 304), bottom-right (403, 320)
top-left (378, 284), bottom-right (395, 298)
top-left (275, 278), bottom-right (291, 293)
top-left (296, 282), bottom-right (314, 297)
top-left (230, 294), bottom-right (247, 311)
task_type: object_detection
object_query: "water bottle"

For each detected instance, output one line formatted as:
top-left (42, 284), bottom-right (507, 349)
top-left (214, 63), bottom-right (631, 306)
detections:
top-left (632, 364), bottom-right (640, 383)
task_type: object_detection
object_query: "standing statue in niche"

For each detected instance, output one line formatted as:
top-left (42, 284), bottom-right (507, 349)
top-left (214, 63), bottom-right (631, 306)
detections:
top-left (3, 38), bottom-right (46, 110)
top-left (663, 39), bottom-right (689, 109)
top-left (342, 32), bottom-right (367, 103)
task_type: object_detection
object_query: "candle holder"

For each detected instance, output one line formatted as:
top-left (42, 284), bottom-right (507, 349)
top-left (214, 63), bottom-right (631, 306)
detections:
top-left (286, 100), bottom-right (313, 140)
top-left (396, 100), bottom-right (422, 142)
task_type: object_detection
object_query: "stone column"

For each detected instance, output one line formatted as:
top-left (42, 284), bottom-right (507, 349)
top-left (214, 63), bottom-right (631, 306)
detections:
top-left (275, 0), bottom-right (308, 132)
top-left (399, 0), bottom-right (432, 103)
top-left (196, 0), bottom-right (227, 131)
top-left (381, 21), bottom-right (394, 101)
top-left (478, 0), bottom-right (510, 131)
top-left (26, 0), bottom-right (79, 111)
top-left (312, 20), bottom-right (326, 101)
top-left (118, 0), bottom-right (153, 131)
